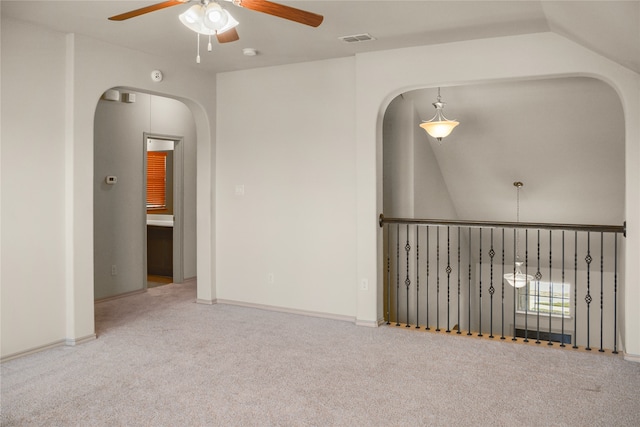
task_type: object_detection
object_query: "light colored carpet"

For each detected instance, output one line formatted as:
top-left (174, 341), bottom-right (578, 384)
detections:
top-left (2, 281), bottom-right (639, 426)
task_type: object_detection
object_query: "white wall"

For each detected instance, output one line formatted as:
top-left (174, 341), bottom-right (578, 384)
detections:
top-left (216, 57), bottom-right (357, 318)
top-left (1, 19), bottom-right (68, 356)
top-left (1, 16), bottom-right (217, 359)
top-left (94, 93), bottom-right (197, 300)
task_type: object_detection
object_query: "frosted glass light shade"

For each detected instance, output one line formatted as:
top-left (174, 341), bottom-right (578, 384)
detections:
top-left (420, 98), bottom-right (459, 141)
top-left (179, 3), bottom-right (238, 35)
top-left (503, 261), bottom-right (533, 288)
top-left (218, 12), bottom-right (239, 34)
top-left (179, 5), bottom-right (214, 35)
top-left (420, 120), bottom-right (459, 140)
top-left (204, 2), bottom-right (228, 31)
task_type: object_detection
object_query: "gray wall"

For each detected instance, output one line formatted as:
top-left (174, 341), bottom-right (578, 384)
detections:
top-left (94, 92), bottom-right (197, 300)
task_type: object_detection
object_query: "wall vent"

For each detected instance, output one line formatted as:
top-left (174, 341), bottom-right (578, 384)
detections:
top-left (338, 33), bottom-right (376, 43)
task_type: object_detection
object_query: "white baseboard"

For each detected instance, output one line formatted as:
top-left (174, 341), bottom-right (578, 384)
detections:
top-left (623, 352), bottom-right (640, 363)
top-left (2, 333), bottom-right (96, 363)
top-left (95, 288), bottom-right (146, 304)
top-left (66, 334), bottom-right (97, 346)
top-left (196, 298), bottom-right (216, 305)
top-left (216, 299), bottom-right (356, 324)
top-left (355, 319), bottom-right (381, 327)
top-left (2, 339), bottom-right (66, 362)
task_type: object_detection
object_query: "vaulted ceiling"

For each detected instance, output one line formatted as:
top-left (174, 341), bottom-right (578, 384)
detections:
top-left (402, 77), bottom-right (625, 225)
top-left (2, 1), bottom-right (636, 226)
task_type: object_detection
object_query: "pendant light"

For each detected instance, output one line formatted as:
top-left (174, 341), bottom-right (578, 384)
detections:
top-left (504, 181), bottom-right (534, 288)
top-left (419, 87), bottom-right (459, 141)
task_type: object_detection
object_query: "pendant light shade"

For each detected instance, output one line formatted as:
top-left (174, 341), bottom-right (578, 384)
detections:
top-left (420, 87), bottom-right (459, 141)
top-left (504, 261), bottom-right (532, 288)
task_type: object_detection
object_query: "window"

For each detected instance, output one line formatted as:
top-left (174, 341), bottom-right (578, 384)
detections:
top-left (147, 151), bottom-right (167, 210)
top-left (517, 281), bottom-right (571, 317)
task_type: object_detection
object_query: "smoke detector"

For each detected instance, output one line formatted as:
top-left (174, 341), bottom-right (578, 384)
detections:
top-left (243, 48), bottom-right (258, 56)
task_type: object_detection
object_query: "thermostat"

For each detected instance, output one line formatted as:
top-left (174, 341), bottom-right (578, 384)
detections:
top-left (151, 70), bottom-right (163, 82)
top-left (105, 176), bottom-right (118, 185)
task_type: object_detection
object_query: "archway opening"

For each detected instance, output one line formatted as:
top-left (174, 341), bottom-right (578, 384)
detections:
top-left (93, 89), bottom-right (198, 320)
top-left (380, 76), bottom-right (625, 348)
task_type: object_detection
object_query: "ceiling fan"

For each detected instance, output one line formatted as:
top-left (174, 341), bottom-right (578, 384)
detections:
top-left (109, 0), bottom-right (324, 46)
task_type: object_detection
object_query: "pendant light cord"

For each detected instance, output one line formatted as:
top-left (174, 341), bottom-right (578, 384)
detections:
top-left (514, 181), bottom-right (523, 262)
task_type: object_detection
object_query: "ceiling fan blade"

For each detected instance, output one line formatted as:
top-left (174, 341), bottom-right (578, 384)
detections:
top-left (108, 0), bottom-right (187, 21)
top-left (217, 28), bottom-right (240, 43)
top-left (237, 0), bottom-right (323, 27)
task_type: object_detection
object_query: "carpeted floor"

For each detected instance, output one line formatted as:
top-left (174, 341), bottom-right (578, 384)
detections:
top-left (2, 281), bottom-right (640, 426)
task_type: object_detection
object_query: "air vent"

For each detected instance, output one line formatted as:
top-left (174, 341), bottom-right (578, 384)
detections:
top-left (338, 33), bottom-right (376, 43)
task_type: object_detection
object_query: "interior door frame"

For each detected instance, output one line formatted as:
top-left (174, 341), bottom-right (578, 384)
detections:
top-left (143, 133), bottom-right (185, 285)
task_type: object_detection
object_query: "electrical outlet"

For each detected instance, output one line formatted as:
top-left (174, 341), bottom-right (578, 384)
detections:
top-left (360, 278), bottom-right (369, 291)
top-left (267, 273), bottom-right (275, 284)
top-left (111, 265), bottom-right (117, 276)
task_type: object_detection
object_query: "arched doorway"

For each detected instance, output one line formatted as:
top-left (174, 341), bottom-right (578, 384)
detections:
top-left (380, 77), bottom-right (625, 347)
top-left (93, 90), bottom-right (198, 302)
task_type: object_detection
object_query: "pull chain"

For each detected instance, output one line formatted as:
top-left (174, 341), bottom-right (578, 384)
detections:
top-left (196, 33), bottom-right (201, 63)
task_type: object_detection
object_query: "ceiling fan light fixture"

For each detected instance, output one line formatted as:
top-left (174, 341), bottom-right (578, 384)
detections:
top-left (179, 2), bottom-right (238, 35)
top-left (204, 2), bottom-right (229, 31)
top-left (179, 5), bottom-right (209, 34)
top-left (419, 87), bottom-right (459, 142)
top-left (217, 11), bottom-right (239, 34)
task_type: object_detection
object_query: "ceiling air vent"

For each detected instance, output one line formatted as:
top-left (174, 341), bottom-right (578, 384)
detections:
top-left (338, 33), bottom-right (376, 43)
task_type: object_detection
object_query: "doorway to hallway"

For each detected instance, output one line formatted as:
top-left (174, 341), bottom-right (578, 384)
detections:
top-left (145, 135), bottom-right (184, 288)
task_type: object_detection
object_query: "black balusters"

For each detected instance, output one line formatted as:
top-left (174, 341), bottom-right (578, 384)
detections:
top-left (446, 227), bottom-right (452, 333)
top-left (548, 230), bottom-right (553, 346)
top-left (386, 225), bottom-right (391, 325)
top-left (585, 232), bottom-right (592, 350)
top-left (396, 224), bottom-right (400, 327)
top-left (457, 227), bottom-right (462, 335)
top-left (613, 233), bottom-right (618, 354)
top-left (489, 229), bottom-right (495, 338)
top-left (599, 232), bottom-right (604, 352)
top-left (436, 227), bottom-right (441, 332)
top-left (535, 230), bottom-right (541, 344)
top-left (426, 226), bottom-right (430, 330)
top-left (405, 225), bottom-right (411, 327)
top-left (573, 231), bottom-right (578, 349)
top-left (416, 227), bottom-right (420, 329)
top-left (512, 228), bottom-right (517, 342)
top-left (468, 227), bottom-right (472, 336)
top-left (524, 230), bottom-right (529, 343)
top-left (478, 228), bottom-right (483, 337)
top-left (379, 215), bottom-right (624, 355)
top-left (501, 229), bottom-right (505, 340)
top-left (561, 231), bottom-right (566, 347)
